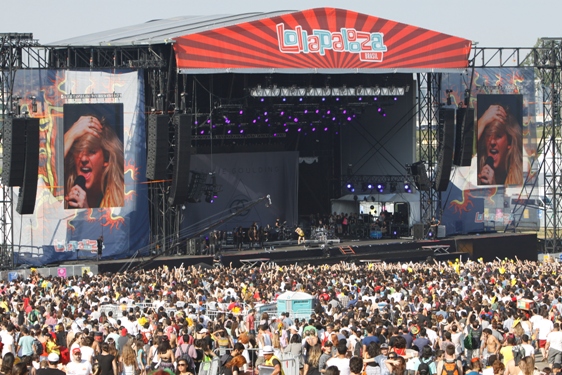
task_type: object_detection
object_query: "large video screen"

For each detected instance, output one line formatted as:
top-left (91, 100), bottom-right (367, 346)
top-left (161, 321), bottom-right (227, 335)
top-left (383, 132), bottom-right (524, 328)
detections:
top-left (476, 94), bottom-right (523, 186)
top-left (63, 104), bottom-right (124, 209)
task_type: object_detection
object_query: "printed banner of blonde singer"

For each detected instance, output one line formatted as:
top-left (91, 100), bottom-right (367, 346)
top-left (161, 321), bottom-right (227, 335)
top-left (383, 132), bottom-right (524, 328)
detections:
top-left (440, 67), bottom-right (539, 235)
top-left (10, 69), bottom-right (149, 266)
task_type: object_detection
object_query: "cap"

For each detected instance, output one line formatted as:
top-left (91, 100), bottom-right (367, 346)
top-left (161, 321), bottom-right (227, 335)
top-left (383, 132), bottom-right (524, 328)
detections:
top-left (72, 347), bottom-right (81, 354)
top-left (200, 328), bottom-right (209, 334)
top-left (262, 345), bottom-right (274, 354)
top-left (380, 343), bottom-right (389, 349)
top-left (289, 325), bottom-right (298, 331)
top-left (47, 353), bottom-right (60, 362)
top-left (554, 364), bottom-right (562, 369)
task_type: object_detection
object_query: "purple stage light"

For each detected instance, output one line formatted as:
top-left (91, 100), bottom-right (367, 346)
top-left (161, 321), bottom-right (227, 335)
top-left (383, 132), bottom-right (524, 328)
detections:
top-left (312, 127), bottom-right (316, 131)
top-left (358, 97), bottom-right (363, 101)
top-left (285, 128), bottom-right (289, 132)
top-left (327, 110), bottom-right (331, 114)
top-left (315, 109), bottom-right (320, 114)
top-left (332, 117), bottom-right (336, 121)
top-left (297, 128), bottom-right (302, 132)
top-left (260, 98), bottom-right (264, 102)
top-left (294, 118), bottom-right (299, 122)
top-left (240, 129), bottom-right (244, 133)
top-left (200, 130), bottom-right (205, 135)
top-left (347, 117), bottom-right (352, 121)
top-left (239, 110), bottom-right (244, 115)
top-left (280, 111), bottom-right (285, 116)
top-left (324, 127), bottom-right (328, 131)
top-left (227, 130), bottom-right (232, 134)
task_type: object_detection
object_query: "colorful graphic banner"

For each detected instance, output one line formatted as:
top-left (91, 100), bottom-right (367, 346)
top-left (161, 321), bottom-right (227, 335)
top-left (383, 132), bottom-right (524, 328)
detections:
top-left (174, 8), bottom-right (472, 73)
top-left (440, 68), bottom-right (539, 234)
top-left (10, 69), bottom-right (149, 264)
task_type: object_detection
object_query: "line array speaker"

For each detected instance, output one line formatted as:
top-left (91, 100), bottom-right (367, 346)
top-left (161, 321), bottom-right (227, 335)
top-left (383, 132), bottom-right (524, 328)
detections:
top-left (2, 117), bottom-right (27, 186)
top-left (16, 118), bottom-right (40, 215)
top-left (434, 108), bottom-right (455, 192)
top-left (146, 114), bottom-right (169, 180)
top-left (409, 162), bottom-right (431, 191)
top-left (168, 114), bottom-right (192, 206)
top-left (454, 108), bottom-right (475, 167)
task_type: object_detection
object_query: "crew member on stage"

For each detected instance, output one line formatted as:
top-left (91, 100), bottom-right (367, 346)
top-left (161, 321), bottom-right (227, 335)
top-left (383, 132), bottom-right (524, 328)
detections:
top-left (97, 235), bottom-right (103, 261)
top-left (295, 227), bottom-right (305, 245)
top-left (428, 216), bottom-right (440, 238)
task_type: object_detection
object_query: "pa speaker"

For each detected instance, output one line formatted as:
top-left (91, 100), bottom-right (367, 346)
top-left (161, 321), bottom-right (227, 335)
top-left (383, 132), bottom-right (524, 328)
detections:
top-left (413, 223), bottom-right (425, 240)
top-left (409, 162), bottom-right (431, 191)
top-left (146, 114), bottom-right (169, 180)
top-left (16, 118), bottom-right (40, 215)
top-left (434, 108), bottom-right (455, 192)
top-left (168, 114), bottom-right (192, 206)
top-left (2, 117), bottom-right (27, 186)
top-left (454, 108), bottom-right (475, 167)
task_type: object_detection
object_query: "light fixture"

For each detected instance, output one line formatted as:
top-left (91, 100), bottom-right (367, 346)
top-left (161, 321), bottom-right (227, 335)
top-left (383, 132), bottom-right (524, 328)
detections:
top-left (250, 85), bottom-right (408, 97)
top-left (376, 183), bottom-right (385, 193)
top-left (404, 183), bottom-right (412, 193)
top-left (346, 183), bottom-right (355, 193)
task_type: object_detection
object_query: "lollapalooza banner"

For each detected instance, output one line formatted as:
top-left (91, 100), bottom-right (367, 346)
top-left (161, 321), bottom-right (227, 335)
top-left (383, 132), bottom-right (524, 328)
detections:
top-left (181, 151), bottom-right (298, 236)
top-left (10, 69), bottom-right (149, 265)
top-left (439, 67), bottom-right (539, 234)
top-left (174, 7), bottom-right (472, 73)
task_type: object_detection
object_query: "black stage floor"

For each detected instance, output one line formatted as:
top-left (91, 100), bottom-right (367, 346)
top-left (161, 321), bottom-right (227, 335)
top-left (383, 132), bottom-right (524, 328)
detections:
top-left (79, 231), bottom-right (538, 273)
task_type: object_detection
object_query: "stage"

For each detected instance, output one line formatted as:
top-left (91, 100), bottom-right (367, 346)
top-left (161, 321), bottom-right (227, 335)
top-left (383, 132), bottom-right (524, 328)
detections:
top-left (82, 231), bottom-right (537, 273)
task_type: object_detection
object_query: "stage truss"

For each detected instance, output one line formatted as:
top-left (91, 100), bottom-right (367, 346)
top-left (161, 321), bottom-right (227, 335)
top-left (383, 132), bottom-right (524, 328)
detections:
top-left (1, 40), bottom-right (562, 268)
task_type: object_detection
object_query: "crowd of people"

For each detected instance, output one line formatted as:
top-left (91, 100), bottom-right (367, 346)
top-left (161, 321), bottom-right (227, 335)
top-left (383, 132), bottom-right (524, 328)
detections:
top-left (0, 257), bottom-right (561, 375)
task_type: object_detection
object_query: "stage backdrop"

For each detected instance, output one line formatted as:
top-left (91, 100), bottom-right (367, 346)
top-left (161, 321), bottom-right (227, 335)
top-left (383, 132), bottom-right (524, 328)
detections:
top-left (440, 67), bottom-right (539, 234)
top-left (181, 151), bottom-right (298, 236)
top-left (9, 69), bottom-right (149, 265)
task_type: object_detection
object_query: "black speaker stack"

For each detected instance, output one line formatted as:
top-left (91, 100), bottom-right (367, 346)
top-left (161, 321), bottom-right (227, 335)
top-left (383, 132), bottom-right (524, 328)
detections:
top-left (1, 117), bottom-right (40, 215)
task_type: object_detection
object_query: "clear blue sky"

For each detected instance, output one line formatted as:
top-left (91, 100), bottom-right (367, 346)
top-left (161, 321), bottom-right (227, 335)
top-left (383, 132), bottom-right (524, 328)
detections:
top-left (1, 0), bottom-right (561, 47)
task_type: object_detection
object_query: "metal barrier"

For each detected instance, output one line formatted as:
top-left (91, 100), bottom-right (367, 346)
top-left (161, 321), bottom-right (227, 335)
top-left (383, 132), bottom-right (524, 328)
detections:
top-left (198, 357), bottom-right (220, 375)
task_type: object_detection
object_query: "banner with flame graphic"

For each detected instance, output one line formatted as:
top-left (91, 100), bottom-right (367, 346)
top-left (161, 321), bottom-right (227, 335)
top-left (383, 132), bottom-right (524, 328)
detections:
top-left (439, 67), bottom-right (540, 235)
top-left (10, 70), bottom-right (149, 265)
top-left (173, 7), bottom-right (472, 73)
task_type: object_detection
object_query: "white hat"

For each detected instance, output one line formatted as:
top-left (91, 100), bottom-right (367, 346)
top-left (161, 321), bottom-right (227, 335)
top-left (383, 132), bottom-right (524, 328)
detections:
top-left (200, 328), bottom-right (209, 334)
top-left (289, 325), bottom-right (298, 331)
top-left (262, 345), bottom-right (274, 354)
top-left (47, 353), bottom-right (60, 362)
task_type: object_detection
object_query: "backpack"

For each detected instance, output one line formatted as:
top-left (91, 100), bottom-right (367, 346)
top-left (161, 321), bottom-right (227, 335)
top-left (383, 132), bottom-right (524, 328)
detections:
top-left (177, 344), bottom-right (196, 373)
top-left (439, 359), bottom-right (460, 375)
top-left (418, 359), bottom-right (434, 375)
top-left (512, 345), bottom-right (524, 366)
top-left (219, 353), bottom-right (233, 375)
top-left (33, 338), bottom-right (43, 356)
top-left (28, 310), bottom-right (39, 323)
top-left (463, 329), bottom-right (473, 350)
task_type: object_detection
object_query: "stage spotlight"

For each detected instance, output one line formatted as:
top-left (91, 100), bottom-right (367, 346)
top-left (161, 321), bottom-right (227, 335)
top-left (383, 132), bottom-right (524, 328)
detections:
top-left (376, 183), bottom-right (385, 193)
top-left (362, 183), bottom-right (374, 191)
top-left (404, 183), bottom-right (412, 193)
top-left (346, 183), bottom-right (355, 192)
top-left (392, 229), bottom-right (398, 239)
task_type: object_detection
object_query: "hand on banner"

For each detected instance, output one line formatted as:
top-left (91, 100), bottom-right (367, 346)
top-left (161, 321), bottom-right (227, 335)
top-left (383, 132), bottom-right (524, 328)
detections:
top-left (477, 104), bottom-right (506, 140)
top-left (65, 184), bottom-right (89, 208)
top-left (64, 115), bottom-right (103, 158)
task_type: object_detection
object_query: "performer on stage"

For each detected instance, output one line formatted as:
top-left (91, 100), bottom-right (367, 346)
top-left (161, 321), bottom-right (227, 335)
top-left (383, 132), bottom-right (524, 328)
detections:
top-left (295, 227), bottom-right (305, 245)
